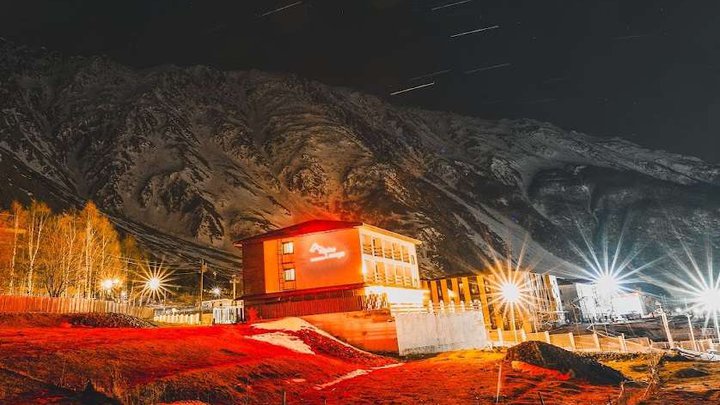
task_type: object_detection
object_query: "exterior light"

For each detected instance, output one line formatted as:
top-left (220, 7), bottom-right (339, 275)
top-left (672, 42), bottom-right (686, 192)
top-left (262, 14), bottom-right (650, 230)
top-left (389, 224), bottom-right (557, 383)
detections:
top-left (211, 287), bottom-right (221, 297)
top-left (695, 287), bottom-right (720, 313)
top-left (594, 273), bottom-right (620, 297)
top-left (499, 282), bottom-right (521, 304)
top-left (100, 279), bottom-right (114, 291)
top-left (147, 277), bottom-right (161, 291)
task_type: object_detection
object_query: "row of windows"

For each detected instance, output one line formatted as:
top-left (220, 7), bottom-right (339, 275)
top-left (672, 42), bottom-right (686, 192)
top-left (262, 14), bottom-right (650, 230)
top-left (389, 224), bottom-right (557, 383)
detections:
top-left (281, 238), bottom-right (416, 266)
top-left (364, 259), bottom-right (419, 288)
top-left (361, 234), bottom-right (416, 265)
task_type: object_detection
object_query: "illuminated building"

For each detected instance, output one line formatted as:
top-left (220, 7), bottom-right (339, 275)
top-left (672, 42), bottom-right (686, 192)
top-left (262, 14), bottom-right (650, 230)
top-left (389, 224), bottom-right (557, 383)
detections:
top-left (236, 220), bottom-right (424, 318)
top-left (422, 272), bottom-right (565, 332)
top-left (559, 281), bottom-right (648, 322)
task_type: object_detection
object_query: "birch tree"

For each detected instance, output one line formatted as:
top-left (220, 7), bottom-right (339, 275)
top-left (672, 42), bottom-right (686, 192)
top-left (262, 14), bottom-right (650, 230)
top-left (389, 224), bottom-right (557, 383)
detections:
top-left (24, 201), bottom-right (51, 295)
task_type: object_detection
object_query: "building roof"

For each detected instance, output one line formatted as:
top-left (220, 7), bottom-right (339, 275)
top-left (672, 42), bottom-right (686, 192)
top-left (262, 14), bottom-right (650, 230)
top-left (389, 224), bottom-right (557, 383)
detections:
top-left (234, 219), bottom-right (421, 245)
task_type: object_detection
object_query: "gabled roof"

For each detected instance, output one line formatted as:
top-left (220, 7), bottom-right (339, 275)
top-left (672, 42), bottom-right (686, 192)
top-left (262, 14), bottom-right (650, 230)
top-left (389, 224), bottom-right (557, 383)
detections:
top-left (234, 220), bottom-right (363, 245)
top-left (234, 219), bottom-right (422, 245)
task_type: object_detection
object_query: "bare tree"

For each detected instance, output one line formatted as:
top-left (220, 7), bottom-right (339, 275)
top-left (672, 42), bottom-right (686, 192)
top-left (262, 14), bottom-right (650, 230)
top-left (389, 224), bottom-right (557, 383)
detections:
top-left (24, 201), bottom-right (51, 295)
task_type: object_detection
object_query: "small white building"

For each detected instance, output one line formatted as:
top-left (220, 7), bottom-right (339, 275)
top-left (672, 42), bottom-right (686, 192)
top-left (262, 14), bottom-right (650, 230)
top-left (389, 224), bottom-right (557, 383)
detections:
top-left (564, 283), bottom-right (646, 321)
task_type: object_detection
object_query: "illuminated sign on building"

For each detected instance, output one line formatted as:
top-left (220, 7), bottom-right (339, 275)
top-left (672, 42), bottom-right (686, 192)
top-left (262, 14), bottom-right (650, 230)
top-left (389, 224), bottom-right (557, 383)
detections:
top-left (309, 242), bottom-right (347, 262)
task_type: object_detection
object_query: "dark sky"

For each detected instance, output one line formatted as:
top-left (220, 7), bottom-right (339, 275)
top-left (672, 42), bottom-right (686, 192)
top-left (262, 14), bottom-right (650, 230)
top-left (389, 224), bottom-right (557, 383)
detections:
top-left (2, 0), bottom-right (720, 162)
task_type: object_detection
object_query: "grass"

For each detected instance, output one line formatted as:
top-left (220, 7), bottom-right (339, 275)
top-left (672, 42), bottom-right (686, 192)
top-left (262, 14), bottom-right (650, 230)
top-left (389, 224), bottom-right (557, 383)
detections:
top-left (0, 318), bottom-right (391, 404)
top-left (0, 315), bottom-right (718, 404)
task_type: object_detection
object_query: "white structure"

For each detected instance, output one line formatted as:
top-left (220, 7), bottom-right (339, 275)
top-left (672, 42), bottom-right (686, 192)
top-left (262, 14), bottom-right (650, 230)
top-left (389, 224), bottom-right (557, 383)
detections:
top-left (394, 307), bottom-right (488, 356)
top-left (574, 283), bottom-right (645, 320)
top-left (213, 305), bottom-right (244, 324)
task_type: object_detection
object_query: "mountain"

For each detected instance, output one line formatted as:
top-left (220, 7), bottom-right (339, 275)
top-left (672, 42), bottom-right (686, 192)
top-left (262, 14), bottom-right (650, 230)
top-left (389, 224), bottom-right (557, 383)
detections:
top-left (1, 40), bottom-right (718, 286)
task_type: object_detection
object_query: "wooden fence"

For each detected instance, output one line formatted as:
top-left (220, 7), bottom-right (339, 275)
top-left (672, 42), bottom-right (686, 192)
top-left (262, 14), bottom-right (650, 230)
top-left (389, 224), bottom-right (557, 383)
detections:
top-left (250, 295), bottom-right (374, 320)
top-left (0, 295), bottom-right (154, 319)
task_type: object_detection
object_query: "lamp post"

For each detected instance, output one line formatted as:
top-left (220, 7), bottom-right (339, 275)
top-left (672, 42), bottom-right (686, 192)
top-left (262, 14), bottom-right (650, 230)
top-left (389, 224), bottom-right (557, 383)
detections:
top-left (656, 301), bottom-right (675, 349)
top-left (694, 286), bottom-right (720, 345)
top-left (500, 281), bottom-right (521, 344)
top-left (686, 313), bottom-right (697, 351)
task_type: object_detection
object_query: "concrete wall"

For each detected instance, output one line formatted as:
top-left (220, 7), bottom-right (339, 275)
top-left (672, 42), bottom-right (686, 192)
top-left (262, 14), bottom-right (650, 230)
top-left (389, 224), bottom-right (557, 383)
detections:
top-left (302, 310), bottom-right (399, 353)
top-left (394, 311), bottom-right (488, 356)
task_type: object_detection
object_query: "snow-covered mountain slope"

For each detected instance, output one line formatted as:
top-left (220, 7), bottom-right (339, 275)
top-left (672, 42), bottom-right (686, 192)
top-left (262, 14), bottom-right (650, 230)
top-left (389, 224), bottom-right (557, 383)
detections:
top-left (1, 41), bottom-right (718, 281)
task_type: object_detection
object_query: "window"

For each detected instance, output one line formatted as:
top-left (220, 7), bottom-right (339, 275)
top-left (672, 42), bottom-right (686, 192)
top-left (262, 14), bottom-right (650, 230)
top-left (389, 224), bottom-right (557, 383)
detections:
top-left (383, 241), bottom-right (393, 259)
top-left (282, 241), bottom-right (294, 254)
top-left (410, 255), bottom-right (416, 265)
top-left (372, 237), bottom-right (383, 257)
top-left (283, 268), bottom-right (296, 281)
top-left (401, 246), bottom-right (410, 263)
top-left (375, 262), bottom-right (386, 282)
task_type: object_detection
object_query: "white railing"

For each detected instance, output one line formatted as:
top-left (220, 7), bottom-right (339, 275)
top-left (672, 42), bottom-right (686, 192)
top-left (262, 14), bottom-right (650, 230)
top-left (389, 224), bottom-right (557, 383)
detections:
top-left (154, 312), bottom-right (201, 325)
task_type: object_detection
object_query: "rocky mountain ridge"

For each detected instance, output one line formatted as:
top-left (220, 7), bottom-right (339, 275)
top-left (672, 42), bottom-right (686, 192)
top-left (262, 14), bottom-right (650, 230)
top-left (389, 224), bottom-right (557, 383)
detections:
top-left (1, 40), bottom-right (718, 283)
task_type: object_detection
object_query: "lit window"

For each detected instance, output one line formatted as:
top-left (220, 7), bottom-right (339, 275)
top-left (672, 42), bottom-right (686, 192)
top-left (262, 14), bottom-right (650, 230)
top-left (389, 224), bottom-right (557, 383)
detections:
top-left (283, 268), bottom-right (296, 281)
top-left (282, 241), bottom-right (294, 254)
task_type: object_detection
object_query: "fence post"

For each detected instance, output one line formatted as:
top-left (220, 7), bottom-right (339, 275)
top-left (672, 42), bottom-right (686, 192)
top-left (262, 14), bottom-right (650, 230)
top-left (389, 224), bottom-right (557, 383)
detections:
top-left (544, 331), bottom-right (551, 344)
top-left (497, 328), bottom-right (504, 346)
top-left (568, 333), bottom-right (576, 351)
top-left (593, 333), bottom-right (601, 351)
top-left (619, 333), bottom-right (627, 353)
top-left (520, 328), bottom-right (527, 342)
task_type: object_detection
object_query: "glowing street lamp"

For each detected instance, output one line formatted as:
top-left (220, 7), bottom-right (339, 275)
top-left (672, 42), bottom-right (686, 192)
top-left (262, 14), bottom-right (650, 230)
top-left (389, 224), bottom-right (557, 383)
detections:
top-left (594, 273), bottom-right (620, 298)
top-left (499, 281), bottom-right (522, 343)
top-left (500, 282), bottom-right (521, 304)
top-left (134, 259), bottom-right (175, 305)
top-left (211, 287), bottom-right (221, 298)
top-left (147, 277), bottom-right (161, 291)
top-left (100, 278), bottom-right (122, 299)
top-left (100, 278), bottom-right (115, 291)
top-left (694, 286), bottom-right (720, 342)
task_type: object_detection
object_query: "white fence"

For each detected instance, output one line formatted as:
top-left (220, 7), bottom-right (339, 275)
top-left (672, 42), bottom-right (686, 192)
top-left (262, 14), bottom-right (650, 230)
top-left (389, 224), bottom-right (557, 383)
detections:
top-left (395, 308), bottom-right (488, 356)
top-left (487, 328), bottom-right (657, 353)
top-left (652, 338), bottom-right (717, 352)
top-left (213, 306), bottom-right (244, 324)
top-left (153, 312), bottom-right (201, 325)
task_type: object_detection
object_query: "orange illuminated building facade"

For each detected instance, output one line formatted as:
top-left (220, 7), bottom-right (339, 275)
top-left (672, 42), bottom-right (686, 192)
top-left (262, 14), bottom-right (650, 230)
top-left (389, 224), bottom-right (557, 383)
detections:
top-left (236, 220), bottom-right (425, 318)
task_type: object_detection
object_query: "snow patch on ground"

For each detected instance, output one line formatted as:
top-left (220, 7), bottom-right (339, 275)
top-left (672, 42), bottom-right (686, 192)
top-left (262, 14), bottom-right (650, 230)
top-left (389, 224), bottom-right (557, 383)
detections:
top-left (247, 332), bottom-right (314, 354)
top-left (314, 364), bottom-right (402, 390)
top-left (253, 317), bottom-right (365, 352)
top-left (253, 317), bottom-right (316, 333)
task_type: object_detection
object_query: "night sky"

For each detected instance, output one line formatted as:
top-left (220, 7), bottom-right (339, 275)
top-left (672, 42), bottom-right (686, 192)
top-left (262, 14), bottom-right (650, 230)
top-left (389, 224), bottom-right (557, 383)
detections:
top-left (2, 0), bottom-right (719, 162)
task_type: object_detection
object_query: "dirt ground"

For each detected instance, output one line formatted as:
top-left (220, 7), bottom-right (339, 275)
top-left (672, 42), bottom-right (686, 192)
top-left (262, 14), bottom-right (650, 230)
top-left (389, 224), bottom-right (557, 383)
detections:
top-left (0, 316), bottom-right (718, 404)
top-left (304, 350), bottom-right (627, 404)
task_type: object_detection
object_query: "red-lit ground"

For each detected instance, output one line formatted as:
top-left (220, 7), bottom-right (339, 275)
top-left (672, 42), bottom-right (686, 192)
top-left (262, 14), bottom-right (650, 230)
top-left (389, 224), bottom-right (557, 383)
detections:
top-left (0, 316), bottom-right (718, 404)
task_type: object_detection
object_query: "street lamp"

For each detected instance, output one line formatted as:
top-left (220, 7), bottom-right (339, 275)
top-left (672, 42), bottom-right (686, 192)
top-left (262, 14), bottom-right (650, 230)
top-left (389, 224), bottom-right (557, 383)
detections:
top-left (147, 277), bottom-right (161, 291)
top-left (694, 286), bottom-right (720, 343)
top-left (500, 281), bottom-right (522, 343)
top-left (100, 278), bottom-right (122, 299)
top-left (100, 279), bottom-right (115, 292)
top-left (211, 287), bottom-right (221, 298)
top-left (594, 273), bottom-right (620, 297)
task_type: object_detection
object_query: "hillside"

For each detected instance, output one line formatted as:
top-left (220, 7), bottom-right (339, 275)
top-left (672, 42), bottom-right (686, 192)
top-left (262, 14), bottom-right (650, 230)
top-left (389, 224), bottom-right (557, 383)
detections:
top-left (0, 315), bottom-right (394, 403)
top-left (1, 40), bottom-right (718, 281)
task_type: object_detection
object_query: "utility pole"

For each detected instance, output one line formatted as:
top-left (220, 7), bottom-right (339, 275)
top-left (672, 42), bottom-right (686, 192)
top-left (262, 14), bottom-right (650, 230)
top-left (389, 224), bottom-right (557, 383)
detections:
top-left (231, 274), bottom-right (237, 300)
top-left (199, 261), bottom-right (206, 323)
top-left (657, 301), bottom-right (675, 348)
top-left (686, 313), bottom-right (697, 351)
